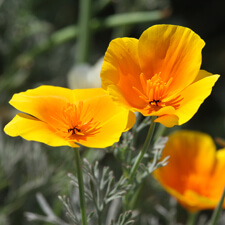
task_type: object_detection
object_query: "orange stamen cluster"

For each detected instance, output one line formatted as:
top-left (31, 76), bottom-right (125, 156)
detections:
top-left (133, 73), bottom-right (182, 112)
top-left (49, 101), bottom-right (101, 141)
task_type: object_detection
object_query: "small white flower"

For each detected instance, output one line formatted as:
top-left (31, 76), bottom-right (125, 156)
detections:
top-left (67, 57), bottom-right (103, 89)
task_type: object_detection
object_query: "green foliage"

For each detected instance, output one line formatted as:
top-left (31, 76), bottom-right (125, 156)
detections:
top-left (0, 132), bottom-right (73, 225)
top-left (109, 211), bottom-right (134, 225)
top-left (25, 159), bottom-right (133, 225)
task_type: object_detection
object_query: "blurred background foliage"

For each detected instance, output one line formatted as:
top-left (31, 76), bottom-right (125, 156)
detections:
top-left (0, 0), bottom-right (225, 224)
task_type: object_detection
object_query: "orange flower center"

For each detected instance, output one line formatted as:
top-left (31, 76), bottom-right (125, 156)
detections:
top-left (49, 101), bottom-right (101, 141)
top-left (133, 73), bottom-right (182, 112)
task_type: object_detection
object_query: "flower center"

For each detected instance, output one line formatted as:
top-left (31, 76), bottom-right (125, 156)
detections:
top-left (68, 127), bottom-right (81, 135)
top-left (49, 101), bottom-right (101, 141)
top-left (133, 73), bottom-right (182, 111)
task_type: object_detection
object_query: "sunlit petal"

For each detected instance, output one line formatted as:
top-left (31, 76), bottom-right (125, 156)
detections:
top-left (4, 86), bottom-right (136, 148)
top-left (101, 38), bottom-right (145, 109)
top-left (9, 86), bottom-right (74, 123)
top-left (4, 113), bottom-right (78, 147)
top-left (138, 24), bottom-right (205, 93)
top-left (173, 72), bottom-right (220, 125)
top-left (78, 109), bottom-right (135, 148)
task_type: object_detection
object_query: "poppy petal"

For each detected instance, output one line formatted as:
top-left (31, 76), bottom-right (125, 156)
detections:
top-left (101, 38), bottom-right (145, 108)
top-left (72, 88), bottom-right (109, 101)
top-left (154, 130), bottom-right (216, 194)
top-left (9, 86), bottom-right (74, 123)
top-left (75, 93), bottom-right (136, 148)
top-left (174, 72), bottom-right (220, 125)
top-left (154, 130), bottom-right (225, 211)
top-left (154, 114), bottom-right (179, 127)
top-left (78, 110), bottom-right (136, 148)
top-left (163, 186), bottom-right (218, 212)
top-left (4, 113), bottom-right (79, 147)
top-left (138, 24), bottom-right (205, 93)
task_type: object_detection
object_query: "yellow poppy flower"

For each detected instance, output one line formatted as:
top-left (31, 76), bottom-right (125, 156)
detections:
top-left (4, 86), bottom-right (136, 148)
top-left (153, 130), bottom-right (225, 212)
top-left (101, 24), bottom-right (220, 127)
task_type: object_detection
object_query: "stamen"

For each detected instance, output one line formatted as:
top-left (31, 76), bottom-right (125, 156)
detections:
top-left (68, 127), bottom-right (81, 135)
top-left (132, 73), bottom-right (182, 112)
top-left (48, 101), bottom-right (101, 141)
top-left (140, 73), bottom-right (147, 91)
top-left (149, 100), bottom-right (161, 106)
top-left (132, 86), bottom-right (148, 100)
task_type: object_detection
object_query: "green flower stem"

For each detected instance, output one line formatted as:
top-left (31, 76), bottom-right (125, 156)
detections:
top-left (91, 10), bottom-right (169, 29)
top-left (208, 187), bottom-right (225, 225)
top-left (186, 212), bottom-right (198, 225)
top-left (74, 148), bottom-right (88, 225)
top-left (129, 116), bottom-right (157, 182)
top-left (97, 210), bottom-right (102, 225)
top-left (77, 0), bottom-right (92, 63)
top-left (127, 180), bottom-right (145, 210)
top-left (131, 112), bottom-right (142, 147)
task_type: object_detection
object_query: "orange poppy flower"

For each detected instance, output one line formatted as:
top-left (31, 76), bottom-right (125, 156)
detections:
top-left (100, 24), bottom-right (220, 127)
top-left (153, 130), bottom-right (225, 212)
top-left (4, 86), bottom-right (136, 148)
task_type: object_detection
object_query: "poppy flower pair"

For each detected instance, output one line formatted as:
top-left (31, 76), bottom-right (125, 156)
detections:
top-left (4, 24), bottom-right (219, 148)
